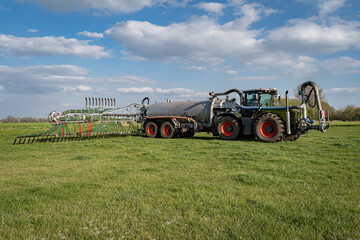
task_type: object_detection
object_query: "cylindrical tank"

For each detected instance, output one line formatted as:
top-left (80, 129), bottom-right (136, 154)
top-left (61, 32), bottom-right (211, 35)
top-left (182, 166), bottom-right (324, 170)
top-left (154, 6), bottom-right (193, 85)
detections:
top-left (147, 100), bottom-right (221, 123)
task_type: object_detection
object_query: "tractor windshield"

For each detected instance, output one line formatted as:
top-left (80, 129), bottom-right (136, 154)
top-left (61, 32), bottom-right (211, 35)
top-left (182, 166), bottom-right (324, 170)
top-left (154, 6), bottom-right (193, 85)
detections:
top-left (245, 92), bottom-right (274, 107)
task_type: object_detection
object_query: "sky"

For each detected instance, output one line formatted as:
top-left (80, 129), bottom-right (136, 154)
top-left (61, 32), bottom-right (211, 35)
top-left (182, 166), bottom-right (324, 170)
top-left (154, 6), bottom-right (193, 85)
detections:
top-left (0, 0), bottom-right (359, 118)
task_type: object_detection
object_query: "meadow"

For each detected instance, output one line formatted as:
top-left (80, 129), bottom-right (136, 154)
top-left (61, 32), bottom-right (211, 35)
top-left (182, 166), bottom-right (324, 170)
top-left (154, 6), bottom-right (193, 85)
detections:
top-left (0, 122), bottom-right (359, 239)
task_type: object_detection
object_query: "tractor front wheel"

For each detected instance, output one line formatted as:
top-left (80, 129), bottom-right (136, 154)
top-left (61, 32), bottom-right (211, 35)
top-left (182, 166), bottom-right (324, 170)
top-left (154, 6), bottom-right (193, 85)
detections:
top-left (254, 113), bottom-right (284, 143)
top-left (217, 116), bottom-right (240, 140)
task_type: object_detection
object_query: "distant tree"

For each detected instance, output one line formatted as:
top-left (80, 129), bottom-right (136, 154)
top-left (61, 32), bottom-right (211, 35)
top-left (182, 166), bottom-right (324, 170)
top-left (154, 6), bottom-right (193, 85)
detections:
top-left (6, 116), bottom-right (18, 123)
top-left (341, 105), bottom-right (358, 121)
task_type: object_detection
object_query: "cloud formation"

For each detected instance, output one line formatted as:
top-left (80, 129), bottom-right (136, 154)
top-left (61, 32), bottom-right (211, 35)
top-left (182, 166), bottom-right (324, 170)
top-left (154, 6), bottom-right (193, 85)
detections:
top-left (0, 65), bottom-right (158, 95)
top-left (0, 65), bottom-right (89, 94)
top-left (117, 87), bottom-right (208, 97)
top-left (325, 87), bottom-right (360, 94)
top-left (106, 4), bottom-right (360, 77)
top-left (194, 2), bottom-right (226, 15)
top-left (106, 15), bottom-right (264, 65)
top-left (27, 29), bottom-right (39, 33)
top-left (20, 0), bottom-right (190, 13)
top-left (266, 18), bottom-right (360, 55)
top-left (77, 31), bottom-right (104, 38)
top-left (0, 34), bottom-right (110, 59)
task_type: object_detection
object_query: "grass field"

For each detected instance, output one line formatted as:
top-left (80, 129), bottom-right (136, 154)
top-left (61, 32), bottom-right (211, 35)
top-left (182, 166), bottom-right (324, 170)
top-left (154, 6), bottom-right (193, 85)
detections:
top-left (0, 122), bottom-right (359, 239)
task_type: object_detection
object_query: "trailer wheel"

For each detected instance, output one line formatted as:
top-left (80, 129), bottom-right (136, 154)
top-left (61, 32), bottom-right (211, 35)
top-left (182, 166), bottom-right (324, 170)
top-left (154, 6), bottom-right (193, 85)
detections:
top-left (254, 113), bottom-right (284, 143)
top-left (217, 116), bottom-right (240, 140)
top-left (145, 121), bottom-right (158, 138)
top-left (160, 121), bottom-right (175, 139)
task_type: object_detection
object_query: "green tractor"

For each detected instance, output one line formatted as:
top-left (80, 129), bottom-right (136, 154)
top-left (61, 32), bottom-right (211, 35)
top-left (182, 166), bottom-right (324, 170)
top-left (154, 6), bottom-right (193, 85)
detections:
top-left (211, 81), bottom-right (330, 142)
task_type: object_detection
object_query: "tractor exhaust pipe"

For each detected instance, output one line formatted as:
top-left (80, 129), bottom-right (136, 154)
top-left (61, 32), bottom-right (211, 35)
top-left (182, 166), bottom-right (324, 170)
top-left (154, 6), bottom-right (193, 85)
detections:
top-left (285, 91), bottom-right (291, 135)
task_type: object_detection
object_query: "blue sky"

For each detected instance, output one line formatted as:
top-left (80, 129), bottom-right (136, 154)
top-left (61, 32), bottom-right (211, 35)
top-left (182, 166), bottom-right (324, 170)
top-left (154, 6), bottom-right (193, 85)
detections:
top-left (0, 0), bottom-right (359, 118)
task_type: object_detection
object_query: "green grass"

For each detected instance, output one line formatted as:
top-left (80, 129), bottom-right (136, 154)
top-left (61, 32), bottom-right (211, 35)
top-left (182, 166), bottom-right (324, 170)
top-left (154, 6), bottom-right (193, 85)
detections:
top-left (0, 122), bottom-right (359, 239)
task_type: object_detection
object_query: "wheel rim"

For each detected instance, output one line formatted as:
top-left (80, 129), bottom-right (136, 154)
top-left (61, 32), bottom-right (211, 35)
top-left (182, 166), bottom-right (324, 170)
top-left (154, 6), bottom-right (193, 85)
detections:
top-left (163, 125), bottom-right (171, 136)
top-left (260, 121), bottom-right (276, 138)
top-left (221, 121), bottom-right (234, 137)
top-left (147, 125), bottom-right (155, 136)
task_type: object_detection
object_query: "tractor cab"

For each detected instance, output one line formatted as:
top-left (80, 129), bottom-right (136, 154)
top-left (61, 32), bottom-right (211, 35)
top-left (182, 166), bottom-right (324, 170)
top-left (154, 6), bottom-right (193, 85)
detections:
top-left (243, 88), bottom-right (279, 107)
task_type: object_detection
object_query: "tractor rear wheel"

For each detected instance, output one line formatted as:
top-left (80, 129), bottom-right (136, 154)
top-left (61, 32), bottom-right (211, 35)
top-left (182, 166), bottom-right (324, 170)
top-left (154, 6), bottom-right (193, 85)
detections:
top-left (160, 121), bottom-right (175, 139)
top-left (217, 116), bottom-right (240, 140)
top-left (145, 121), bottom-right (158, 138)
top-left (254, 113), bottom-right (284, 143)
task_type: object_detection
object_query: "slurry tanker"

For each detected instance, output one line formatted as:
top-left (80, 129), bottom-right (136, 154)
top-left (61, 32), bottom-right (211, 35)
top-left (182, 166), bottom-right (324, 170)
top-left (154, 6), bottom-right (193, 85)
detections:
top-left (14, 81), bottom-right (329, 144)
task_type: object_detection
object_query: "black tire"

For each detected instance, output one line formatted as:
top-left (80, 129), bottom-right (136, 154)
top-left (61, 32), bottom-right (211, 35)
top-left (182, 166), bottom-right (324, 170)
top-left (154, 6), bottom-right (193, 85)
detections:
top-left (160, 121), bottom-right (175, 139)
top-left (145, 121), bottom-right (158, 138)
top-left (217, 116), bottom-right (240, 140)
top-left (284, 134), bottom-right (300, 141)
top-left (254, 113), bottom-right (285, 143)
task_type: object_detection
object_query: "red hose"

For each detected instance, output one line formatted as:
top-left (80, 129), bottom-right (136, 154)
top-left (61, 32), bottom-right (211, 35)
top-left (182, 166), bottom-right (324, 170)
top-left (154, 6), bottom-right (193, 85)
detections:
top-left (60, 122), bottom-right (66, 138)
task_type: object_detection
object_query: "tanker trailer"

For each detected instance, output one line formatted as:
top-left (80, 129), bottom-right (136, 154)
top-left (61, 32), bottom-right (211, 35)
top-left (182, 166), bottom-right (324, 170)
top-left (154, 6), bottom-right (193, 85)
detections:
top-left (141, 81), bottom-right (330, 143)
top-left (142, 89), bottom-right (244, 139)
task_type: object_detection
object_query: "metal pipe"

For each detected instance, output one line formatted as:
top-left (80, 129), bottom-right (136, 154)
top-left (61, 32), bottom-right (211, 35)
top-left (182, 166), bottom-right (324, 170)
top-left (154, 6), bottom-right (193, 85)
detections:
top-left (285, 91), bottom-right (291, 135)
top-left (210, 89), bottom-right (243, 104)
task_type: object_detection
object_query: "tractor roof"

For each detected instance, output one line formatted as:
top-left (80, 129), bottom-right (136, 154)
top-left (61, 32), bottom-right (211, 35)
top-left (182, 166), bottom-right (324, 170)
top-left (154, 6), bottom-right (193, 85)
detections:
top-left (243, 88), bottom-right (277, 94)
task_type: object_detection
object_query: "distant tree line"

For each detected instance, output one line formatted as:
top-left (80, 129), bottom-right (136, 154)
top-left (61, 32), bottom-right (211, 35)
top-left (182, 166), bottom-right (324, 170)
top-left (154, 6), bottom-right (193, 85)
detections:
top-left (0, 116), bottom-right (47, 123)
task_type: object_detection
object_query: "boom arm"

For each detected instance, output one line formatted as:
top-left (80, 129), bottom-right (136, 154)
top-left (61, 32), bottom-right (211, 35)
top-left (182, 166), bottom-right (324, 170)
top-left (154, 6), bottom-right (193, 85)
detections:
top-left (299, 81), bottom-right (329, 132)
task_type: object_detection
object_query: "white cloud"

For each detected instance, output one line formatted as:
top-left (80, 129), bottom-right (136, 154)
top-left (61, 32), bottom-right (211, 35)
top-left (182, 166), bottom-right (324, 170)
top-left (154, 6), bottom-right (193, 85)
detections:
top-left (117, 87), bottom-right (208, 97)
top-left (322, 57), bottom-right (360, 74)
top-left (233, 3), bottom-right (278, 28)
top-left (0, 65), bottom-right (89, 94)
top-left (0, 34), bottom-right (110, 59)
top-left (194, 2), bottom-right (225, 15)
top-left (229, 75), bottom-right (278, 82)
top-left (21, 0), bottom-right (190, 13)
top-left (117, 87), bottom-right (155, 93)
top-left (0, 65), bottom-right (158, 95)
top-left (106, 9), bottom-right (360, 80)
top-left (64, 85), bottom-right (92, 92)
top-left (297, 0), bottom-right (346, 17)
top-left (224, 70), bottom-right (238, 75)
top-left (27, 29), bottom-right (39, 33)
top-left (77, 31), bottom-right (104, 38)
top-left (100, 75), bottom-right (158, 84)
top-left (318, 0), bottom-right (346, 17)
top-left (106, 15), bottom-right (264, 65)
top-left (325, 87), bottom-right (360, 94)
top-left (185, 65), bottom-right (208, 71)
top-left (266, 18), bottom-right (360, 55)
